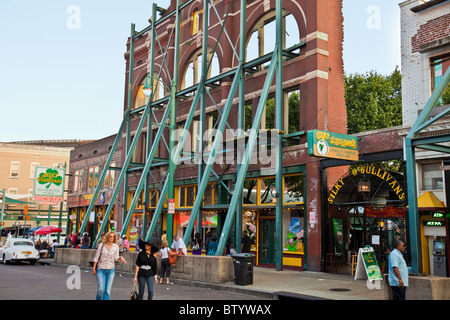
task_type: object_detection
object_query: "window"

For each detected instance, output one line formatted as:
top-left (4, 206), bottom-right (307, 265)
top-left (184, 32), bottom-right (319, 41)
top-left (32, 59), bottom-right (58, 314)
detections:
top-left (431, 55), bottom-right (450, 105)
top-left (191, 9), bottom-right (202, 35)
top-left (87, 166), bottom-right (100, 192)
top-left (74, 169), bottom-right (84, 193)
top-left (246, 11), bottom-right (300, 68)
top-left (103, 162), bottom-right (116, 189)
top-left (422, 162), bottom-right (443, 190)
top-left (30, 162), bottom-right (40, 179)
top-left (181, 50), bottom-right (220, 92)
top-left (10, 162), bottom-right (20, 178)
top-left (7, 188), bottom-right (18, 206)
top-left (284, 89), bottom-right (300, 134)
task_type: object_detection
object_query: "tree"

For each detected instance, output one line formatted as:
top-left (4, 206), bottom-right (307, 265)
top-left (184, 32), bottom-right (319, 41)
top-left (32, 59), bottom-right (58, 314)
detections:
top-left (345, 67), bottom-right (402, 134)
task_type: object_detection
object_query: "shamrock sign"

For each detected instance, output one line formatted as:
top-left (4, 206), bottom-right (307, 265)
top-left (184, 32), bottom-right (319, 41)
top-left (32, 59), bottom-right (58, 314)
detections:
top-left (37, 168), bottom-right (63, 189)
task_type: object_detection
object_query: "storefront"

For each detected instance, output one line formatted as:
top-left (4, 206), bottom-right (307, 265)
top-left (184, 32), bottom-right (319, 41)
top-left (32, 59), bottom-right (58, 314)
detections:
top-left (242, 173), bottom-right (305, 270)
top-left (327, 164), bottom-right (407, 273)
top-left (68, 192), bottom-right (116, 245)
top-left (123, 172), bottom-right (306, 269)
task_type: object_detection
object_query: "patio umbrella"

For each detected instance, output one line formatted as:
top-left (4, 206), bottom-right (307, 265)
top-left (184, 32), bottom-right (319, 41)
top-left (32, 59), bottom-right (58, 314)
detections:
top-left (27, 226), bottom-right (43, 234)
top-left (34, 225), bottom-right (63, 235)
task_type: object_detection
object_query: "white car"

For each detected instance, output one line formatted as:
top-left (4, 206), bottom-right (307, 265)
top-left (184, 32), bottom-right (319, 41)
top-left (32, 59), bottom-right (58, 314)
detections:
top-left (0, 238), bottom-right (40, 265)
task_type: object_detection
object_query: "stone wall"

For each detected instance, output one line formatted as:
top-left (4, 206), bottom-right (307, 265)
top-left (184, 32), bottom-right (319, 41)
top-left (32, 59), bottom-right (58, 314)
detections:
top-left (54, 248), bottom-right (234, 284)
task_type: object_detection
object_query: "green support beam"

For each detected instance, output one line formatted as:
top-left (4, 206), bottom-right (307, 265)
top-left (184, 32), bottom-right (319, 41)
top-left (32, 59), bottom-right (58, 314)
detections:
top-left (216, 48), bottom-right (279, 256)
top-left (405, 65), bottom-right (450, 273)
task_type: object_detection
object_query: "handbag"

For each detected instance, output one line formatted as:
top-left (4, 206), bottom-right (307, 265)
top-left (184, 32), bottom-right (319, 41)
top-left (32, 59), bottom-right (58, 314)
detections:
top-left (94, 244), bottom-right (103, 271)
top-left (130, 282), bottom-right (138, 300)
top-left (168, 251), bottom-right (177, 266)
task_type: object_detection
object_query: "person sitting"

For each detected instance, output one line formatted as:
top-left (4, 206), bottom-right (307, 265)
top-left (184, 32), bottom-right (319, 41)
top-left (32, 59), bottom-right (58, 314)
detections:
top-left (39, 240), bottom-right (49, 258)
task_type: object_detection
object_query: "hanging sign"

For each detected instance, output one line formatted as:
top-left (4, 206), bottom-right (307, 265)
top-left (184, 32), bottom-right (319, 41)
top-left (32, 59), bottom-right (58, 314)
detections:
top-left (354, 246), bottom-right (383, 281)
top-left (33, 167), bottom-right (65, 204)
top-left (307, 130), bottom-right (358, 161)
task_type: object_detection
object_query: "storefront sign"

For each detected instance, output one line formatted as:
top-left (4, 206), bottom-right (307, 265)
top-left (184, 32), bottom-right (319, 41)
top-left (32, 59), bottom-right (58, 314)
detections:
top-left (33, 167), bottom-right (65, 204)
top-left (365, 207), bottom-right (406, 218)
top-left (307, 130), bottom-right (358, 161)
top-left (354, 246), bottom-right (383, 281)
top-left (328, 165), bottom-right (405, 204)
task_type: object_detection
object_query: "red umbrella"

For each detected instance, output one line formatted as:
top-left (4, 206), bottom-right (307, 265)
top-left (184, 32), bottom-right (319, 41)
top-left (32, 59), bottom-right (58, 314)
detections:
top-left (34, 225), bottom-right (63, 235)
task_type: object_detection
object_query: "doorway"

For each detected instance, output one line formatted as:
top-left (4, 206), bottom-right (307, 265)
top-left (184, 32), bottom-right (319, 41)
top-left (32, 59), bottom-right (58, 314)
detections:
top-left (259, 219), bottom-right (276, 265)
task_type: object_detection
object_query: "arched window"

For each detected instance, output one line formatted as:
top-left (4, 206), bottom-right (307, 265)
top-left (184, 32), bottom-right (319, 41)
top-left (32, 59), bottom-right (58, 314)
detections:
top-left (181, 50), bottom-right (220, 94)
top-left (246, 11), bottom-right (300, 66)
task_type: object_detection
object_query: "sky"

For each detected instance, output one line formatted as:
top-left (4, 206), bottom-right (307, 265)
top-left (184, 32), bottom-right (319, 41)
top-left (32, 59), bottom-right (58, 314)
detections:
top-left (0, 0), bottom-right (401, 142)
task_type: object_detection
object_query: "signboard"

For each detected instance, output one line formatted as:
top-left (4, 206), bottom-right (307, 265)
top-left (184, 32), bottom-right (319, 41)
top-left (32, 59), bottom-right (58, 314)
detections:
top-left (33, 167), bottom-right (65, 204)
top-left (307, 130), bottom-right (358, 161)
top-left (168, 199), bottom-right (175, 214)
top-left (354, 246), bottom-right (383, 281)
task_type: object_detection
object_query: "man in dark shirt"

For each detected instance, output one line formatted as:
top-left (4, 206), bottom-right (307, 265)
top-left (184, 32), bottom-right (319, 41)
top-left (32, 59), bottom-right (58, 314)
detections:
top-left (240, 230), bottom-right (251, 253)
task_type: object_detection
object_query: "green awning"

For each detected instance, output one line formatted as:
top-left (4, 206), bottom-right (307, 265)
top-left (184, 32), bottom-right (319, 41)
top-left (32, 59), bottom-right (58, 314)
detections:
top-left (3, 197), bottom-right (31, 204)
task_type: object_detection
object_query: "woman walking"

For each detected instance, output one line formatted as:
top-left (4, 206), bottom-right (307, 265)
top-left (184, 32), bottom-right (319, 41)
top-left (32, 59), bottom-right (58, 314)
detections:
top-left (133, 238), bottom-right (159, 300)
top-left (92, 232), bottom-right (127, 300)
top-left (159, 240), bottom-right (178, 285)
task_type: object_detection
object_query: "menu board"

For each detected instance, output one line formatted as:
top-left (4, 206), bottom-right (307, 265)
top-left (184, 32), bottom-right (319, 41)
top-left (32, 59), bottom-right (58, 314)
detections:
top-left (354, 246), bottom-right (383, 281)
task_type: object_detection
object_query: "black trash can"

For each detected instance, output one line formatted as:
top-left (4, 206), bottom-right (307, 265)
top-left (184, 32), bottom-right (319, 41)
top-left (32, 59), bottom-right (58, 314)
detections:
top-left (232, 253), bottom-right (256, 286)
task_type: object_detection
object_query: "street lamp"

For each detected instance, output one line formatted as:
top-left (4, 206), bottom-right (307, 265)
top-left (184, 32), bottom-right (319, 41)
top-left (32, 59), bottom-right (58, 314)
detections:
top-left (142, 75), bottom-right (153, 97)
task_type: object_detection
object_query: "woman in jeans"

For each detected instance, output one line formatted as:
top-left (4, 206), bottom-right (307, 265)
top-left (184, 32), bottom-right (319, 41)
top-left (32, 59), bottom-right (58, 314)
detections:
top-left (133, 238), bottom-right (159, 300)
top-left (159, 240), bottom-right (178, 285)
top-left (92, 232), bottom-right (127, 300)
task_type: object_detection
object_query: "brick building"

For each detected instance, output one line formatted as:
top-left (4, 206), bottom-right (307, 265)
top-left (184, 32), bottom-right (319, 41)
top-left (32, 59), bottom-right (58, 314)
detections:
top-left (66, 135), bottom-right (122, 242)
top-left (117, 0), bottom-right (348, 272)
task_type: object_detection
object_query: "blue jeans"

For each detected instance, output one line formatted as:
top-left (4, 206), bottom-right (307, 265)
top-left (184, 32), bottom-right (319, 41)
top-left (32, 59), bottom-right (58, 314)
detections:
top-left (96, 268), bottom-right (115, 300)
top-left (137, 276), bottom-right (154, 300)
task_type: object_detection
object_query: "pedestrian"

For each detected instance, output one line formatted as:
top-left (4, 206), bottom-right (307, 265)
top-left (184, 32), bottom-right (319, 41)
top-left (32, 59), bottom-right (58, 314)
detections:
top-left (240, 230), bottom-right (251, 253)
top-left (70, 232), bottom-right (77, 247)
top-left (192, 232), bottom-right (202, 255)
top-left (50, 239), bottom-right (59, 258)
top-left (159, 240), bottom-right (178, 284)
top-left (133, 238), bottom-right (159, 300)
top-left (123, 235), bottom-right (130, 252)
top-left (205, 231), bottom-right (212, 253)
top-left (388, 239), bottom-right (408, 300)
top-left (80, 232), bottom-right (90, 249)
top-left (171, 234), bottom-right (187, 255)
top-left (117, 233), bottom-right (124, 251)
top-left (92, 231), bottom-right (127, 300)
top-left (161, 230), bottom-right (167, 242)
top-left (207, 236), bottom-right (218, 255)
top-left (64, 234), bottom-right (72, 248)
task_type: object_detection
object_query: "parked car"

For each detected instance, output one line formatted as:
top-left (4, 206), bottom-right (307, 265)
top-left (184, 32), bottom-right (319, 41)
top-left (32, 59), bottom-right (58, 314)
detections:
top-left (0, 238), bottom-right (40, 265)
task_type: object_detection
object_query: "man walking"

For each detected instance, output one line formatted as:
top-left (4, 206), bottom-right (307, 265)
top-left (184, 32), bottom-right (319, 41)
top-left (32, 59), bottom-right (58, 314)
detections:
top-left (388, 239), bottom-right (408, 300)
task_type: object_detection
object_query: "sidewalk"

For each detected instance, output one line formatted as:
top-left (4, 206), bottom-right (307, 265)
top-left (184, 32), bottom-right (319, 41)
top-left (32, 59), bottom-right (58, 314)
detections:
top-left (40, 258), bottom-right (385, 300)
top-left (175, 267), bottom-right (386, 300)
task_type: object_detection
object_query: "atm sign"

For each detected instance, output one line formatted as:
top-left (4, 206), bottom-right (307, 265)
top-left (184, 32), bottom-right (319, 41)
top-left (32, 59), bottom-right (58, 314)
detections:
top-left (424, 221), bottom-right (445, 226)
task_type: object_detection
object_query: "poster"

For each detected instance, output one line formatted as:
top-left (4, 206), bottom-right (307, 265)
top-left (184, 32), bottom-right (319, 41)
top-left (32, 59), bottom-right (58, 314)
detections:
top-left (332, 218), bottom-right (344, 255)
